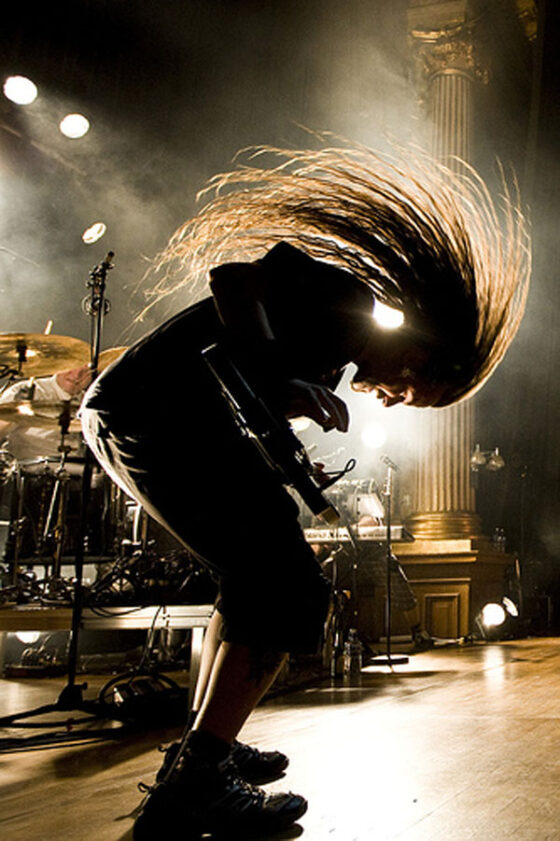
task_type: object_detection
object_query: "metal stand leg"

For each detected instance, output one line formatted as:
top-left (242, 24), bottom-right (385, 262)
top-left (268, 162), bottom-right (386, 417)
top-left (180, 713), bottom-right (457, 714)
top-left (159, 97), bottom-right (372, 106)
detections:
top-left (368, 456), bottom-right (408, 669)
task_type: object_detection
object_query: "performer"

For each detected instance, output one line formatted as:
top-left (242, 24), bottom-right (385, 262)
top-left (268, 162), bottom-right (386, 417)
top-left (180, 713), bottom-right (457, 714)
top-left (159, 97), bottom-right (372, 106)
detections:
top-left (0, 366), bottom-right (91, 459)
top-left (80, 143), bottom-right (530, 839)
top-left (0, 366), bottom-right (91, 404)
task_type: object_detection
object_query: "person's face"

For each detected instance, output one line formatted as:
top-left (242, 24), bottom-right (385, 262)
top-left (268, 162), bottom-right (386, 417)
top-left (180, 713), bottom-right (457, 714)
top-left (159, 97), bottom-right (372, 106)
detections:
top-left (351, 372), bottom-right (442, 407)
top-left (351, 334), bottom-right (445, 408)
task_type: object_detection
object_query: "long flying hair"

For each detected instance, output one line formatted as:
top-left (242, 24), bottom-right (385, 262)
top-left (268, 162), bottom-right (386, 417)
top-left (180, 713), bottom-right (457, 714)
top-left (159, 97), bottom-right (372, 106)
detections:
top-left (144, 140), bottom-right (530, 406)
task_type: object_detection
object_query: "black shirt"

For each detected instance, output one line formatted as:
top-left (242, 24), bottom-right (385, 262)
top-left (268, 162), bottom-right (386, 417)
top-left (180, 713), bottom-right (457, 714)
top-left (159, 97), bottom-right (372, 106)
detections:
top-left (83, 242), bottom-right (374, 422)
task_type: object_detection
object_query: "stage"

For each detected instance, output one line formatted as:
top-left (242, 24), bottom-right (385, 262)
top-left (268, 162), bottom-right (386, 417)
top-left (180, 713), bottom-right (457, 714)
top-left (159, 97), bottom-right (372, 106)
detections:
top-left (1, 637), bottom-right (560, 840)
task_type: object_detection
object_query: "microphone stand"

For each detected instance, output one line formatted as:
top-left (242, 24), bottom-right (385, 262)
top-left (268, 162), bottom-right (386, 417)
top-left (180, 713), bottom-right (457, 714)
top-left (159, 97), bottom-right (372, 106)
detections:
top-left (368, 456), bottom-right (409, 668)
top-left (61, 252), bottom-right (113, 707)
top-left (0, 252), bottom-right (127, 748)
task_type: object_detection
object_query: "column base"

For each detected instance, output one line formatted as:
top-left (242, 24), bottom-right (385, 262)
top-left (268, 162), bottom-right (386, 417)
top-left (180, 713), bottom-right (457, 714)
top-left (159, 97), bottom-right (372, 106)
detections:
top-left (407, 511), bottom-right (483, 540)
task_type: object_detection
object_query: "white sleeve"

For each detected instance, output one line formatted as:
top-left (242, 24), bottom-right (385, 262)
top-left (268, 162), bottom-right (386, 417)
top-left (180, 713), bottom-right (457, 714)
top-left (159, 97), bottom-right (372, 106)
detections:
top-left (0, 375), bottom-right (72, 403)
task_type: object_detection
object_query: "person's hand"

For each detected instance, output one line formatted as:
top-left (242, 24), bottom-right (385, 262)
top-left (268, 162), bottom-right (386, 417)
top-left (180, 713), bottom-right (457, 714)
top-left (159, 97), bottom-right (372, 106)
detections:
top-left (284, 379), bottom-right (349, 432)
top-left (311, 461), bottom-right (331, 487)
top-left (55, 365), bottom-right (92, 396)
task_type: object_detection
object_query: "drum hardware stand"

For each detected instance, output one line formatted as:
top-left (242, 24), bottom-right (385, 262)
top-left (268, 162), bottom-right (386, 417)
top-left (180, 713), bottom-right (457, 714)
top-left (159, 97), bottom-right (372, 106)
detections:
top-left (0, 369), bottom-right (18, 397)
top-left (38, 404), bottom-right (75, 598)
top-left (318, 472), bottom-right (363, 677)
top-left (0, 252), bottom-right (130, 749)
top-left (368, 455), bottom-right (409, 668)
top-left (0, 343), bottom-right (28, 398)
top-left (9, 463), bottom-right (27, 588)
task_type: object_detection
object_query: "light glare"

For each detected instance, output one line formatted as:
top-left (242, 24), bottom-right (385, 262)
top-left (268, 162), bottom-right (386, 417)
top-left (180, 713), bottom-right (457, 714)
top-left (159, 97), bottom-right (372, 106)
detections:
top-left (17, 403), bottom-right (34, 416)
top-left (360, 422), bottom-right (387, 450)
top-left (374, 301), bottom-right (404, 329)
top-left (481, 603), bottom-right (506, 628)
top-left (3, 75), bottom-right (38, 105)
top-left (59, 113), bottom-right (90, 139)
top-left (82, 222), bottom-right (107, 244)
top-left (15, 631), bottom-right (41, 644)
top-left (290, 416), bottom-right (311, 433)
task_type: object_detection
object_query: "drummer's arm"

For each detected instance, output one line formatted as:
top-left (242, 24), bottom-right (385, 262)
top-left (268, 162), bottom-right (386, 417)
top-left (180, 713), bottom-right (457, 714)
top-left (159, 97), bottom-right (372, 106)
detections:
top-left (0, 365), bottom-right (91, 404)
top-left (54, 365), bottom-right (92, 396)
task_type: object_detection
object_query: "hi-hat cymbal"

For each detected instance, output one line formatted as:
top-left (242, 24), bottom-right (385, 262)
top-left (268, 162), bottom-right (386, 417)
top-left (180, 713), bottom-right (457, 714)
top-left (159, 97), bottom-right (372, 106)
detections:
top-left (0, 333), bottom-right (90, 377)
top-left (0, 400), bottom-right (82, 433)
top-left (98, 346), bottom-right (127, 371)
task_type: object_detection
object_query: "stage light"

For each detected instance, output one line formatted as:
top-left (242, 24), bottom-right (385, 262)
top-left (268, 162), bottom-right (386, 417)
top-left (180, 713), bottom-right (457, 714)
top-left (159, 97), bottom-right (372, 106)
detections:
top-left (3, 75), bottom-right (38, 105)
top-left (59, 113), bottom-right (90, 139)
top-left (373, 301), bottom-right (404, 329)
top-left (503, 596), bottom-right (519, 618)
top-left (15, 631), bottom-right (41, 645)
top-left (486, 448), bottom-right (505, 472)
top-left (481, 602), bottom-right (506, 629)
top-left (82, 222), bottom-right (107, 244)
top-left (360, 421), bottom-right (387, 449)
top-left (475, 597), bottom-right (521, 640)
top-left (470, 444), bottom-right (505, 472)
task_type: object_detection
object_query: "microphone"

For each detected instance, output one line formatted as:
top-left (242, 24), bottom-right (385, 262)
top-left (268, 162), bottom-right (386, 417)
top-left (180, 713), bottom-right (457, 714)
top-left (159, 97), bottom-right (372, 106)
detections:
top-left (380, 454), bottom-right (399, 471)
top-left (90, 251), bottom-right (115, 279)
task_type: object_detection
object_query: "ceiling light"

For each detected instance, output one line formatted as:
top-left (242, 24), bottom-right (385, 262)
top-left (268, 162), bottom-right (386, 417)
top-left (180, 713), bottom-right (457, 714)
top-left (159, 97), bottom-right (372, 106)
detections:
top-left (3, 75), bottom-right (38, 105)
top-left (59, 113), bottom-right (90, 139)
top-left (82, 222), bottom-right (107, 244)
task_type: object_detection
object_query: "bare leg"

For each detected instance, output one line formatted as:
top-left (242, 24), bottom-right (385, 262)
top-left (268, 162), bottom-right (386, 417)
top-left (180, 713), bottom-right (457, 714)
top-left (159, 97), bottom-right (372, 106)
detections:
top-left (191, 609), bottom-right (224, 713)
top-left (193, 641), bottom-right (287, 744)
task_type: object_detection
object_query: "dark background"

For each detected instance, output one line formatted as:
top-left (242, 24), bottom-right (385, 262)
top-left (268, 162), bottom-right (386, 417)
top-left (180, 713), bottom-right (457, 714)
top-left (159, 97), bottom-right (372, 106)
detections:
top-left (0, 1), bottom-right (558, 612)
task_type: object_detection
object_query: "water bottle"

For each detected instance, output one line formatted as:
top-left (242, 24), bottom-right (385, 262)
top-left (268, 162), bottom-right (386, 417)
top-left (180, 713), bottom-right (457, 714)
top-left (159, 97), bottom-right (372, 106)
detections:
top-left (343, 628), bottom-right (363, 677)
top-left (498, 528), bottom-right (506, 552)
top-left (330, 629), bottom-right (345, 678)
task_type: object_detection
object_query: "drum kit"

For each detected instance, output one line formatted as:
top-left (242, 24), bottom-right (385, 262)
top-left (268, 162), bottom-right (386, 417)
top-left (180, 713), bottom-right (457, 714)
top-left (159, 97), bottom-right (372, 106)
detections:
top-left (0, 331), bottom-right (131, 602)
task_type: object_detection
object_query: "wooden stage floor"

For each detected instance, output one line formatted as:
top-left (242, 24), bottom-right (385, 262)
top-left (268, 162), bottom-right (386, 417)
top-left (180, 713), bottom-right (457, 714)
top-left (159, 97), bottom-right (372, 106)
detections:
top-left (2, 637), bottom-right (560, 840)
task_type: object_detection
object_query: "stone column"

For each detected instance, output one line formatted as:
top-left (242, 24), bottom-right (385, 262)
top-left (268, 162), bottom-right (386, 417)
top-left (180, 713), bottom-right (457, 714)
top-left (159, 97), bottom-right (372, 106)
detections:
top-left (407, 0), bottom-right (486, 539)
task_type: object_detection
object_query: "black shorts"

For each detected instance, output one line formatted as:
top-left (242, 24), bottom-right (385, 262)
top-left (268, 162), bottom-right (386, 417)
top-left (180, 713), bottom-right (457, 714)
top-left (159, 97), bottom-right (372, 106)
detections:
top-left (80, 385), bottom-right (331, 654)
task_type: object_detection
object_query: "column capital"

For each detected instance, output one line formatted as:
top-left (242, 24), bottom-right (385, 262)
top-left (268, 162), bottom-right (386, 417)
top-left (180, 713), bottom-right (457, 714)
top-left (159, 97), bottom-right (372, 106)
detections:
top-left (408, 1), bottom-right (488, 85)
top-left (514, 0), bottom-right (538, 44)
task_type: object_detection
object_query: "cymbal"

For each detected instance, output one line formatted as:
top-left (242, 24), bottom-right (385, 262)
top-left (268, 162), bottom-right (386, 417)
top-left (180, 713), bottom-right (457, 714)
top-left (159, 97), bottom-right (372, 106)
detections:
top-left (0, 400), bottom-right (82, 433)
top-left (98, 346), bottom-right (127, 371)
top-left (0, 333), bottom-right (90, 377)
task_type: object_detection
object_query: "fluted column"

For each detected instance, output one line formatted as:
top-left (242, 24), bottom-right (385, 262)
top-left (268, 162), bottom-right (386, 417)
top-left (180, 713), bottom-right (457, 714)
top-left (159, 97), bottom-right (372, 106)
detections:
top-left (407, 1), bottom-right (486, 539)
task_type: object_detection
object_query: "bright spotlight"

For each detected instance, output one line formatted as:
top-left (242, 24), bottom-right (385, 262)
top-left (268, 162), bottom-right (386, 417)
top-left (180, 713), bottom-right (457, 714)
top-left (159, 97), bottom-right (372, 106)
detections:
top-left (475, 597), bottom-right (522, 640)
top-left (82, 222), bottom-right (107, 244)
top-left (59, 113), bottom-right (90, 139)
top-left (3, 75), bottom-right (38, 105)
top-left (360, 422), bottom-right (387, 450)
top-left (15, 631), bottom-right (41, 644)
top-left (373, 301), bottom-right (404, 329)
top-left (481, 603), bottom-right (507, 629)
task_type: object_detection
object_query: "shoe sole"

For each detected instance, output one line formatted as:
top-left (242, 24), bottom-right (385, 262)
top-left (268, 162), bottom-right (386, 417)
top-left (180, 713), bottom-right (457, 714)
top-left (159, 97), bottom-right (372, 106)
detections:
top-left (133, 793), bottom-right (307, 840)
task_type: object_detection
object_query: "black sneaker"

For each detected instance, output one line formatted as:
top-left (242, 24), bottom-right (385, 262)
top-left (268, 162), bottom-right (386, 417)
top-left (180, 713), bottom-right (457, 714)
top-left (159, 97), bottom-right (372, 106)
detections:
top-left (231, 739), bottom-right (289, 783)
top-left (134, 753), bottom-right (306, 840)
top-left (156, 738), bottom-right (289, 785)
